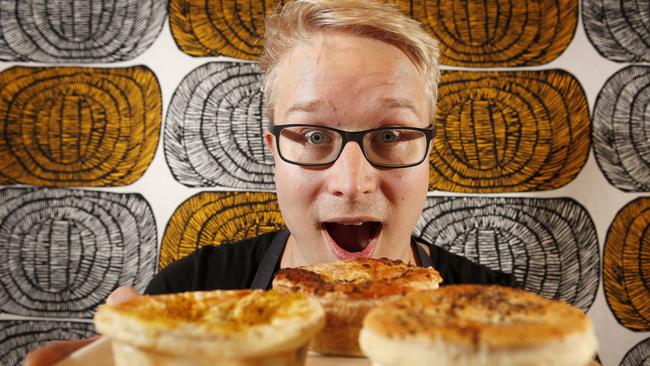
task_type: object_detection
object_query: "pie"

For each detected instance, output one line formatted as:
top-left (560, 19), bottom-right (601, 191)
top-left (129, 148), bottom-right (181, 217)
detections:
top-left (272, 257), bottom-right (442, 356)
top-left (360, 285), bottom-right (598, 366)
top-left (94, 289), bottom-right (325, 366)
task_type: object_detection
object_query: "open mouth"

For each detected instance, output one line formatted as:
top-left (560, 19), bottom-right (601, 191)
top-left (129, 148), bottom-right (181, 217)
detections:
top-left (322, 221), bottom-right (381, 259)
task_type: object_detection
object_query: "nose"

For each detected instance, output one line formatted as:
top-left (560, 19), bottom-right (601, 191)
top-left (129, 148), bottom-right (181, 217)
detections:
top-left (325, 141), bottom-right (378, 199)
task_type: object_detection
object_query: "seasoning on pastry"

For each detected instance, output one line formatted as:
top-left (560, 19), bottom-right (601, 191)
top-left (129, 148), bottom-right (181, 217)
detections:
top-left (360, 285), bottom-right (598, 366)
top-left (94, 289), bottom-right (325, 366)
top-left (272, 257), bottom-right (442, 356)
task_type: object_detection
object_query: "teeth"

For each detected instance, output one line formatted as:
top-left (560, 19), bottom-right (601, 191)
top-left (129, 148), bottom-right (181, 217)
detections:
top-left (341, 222), bottom-right (364, 226)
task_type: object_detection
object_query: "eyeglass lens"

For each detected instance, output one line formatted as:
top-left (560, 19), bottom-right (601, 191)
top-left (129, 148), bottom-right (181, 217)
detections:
top-left (277, 126), bottom-right (428, 167)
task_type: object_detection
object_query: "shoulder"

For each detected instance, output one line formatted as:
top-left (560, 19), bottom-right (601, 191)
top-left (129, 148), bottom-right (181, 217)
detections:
top-left (145, 231), bottom-right (278, 295)
top-left (418, 239), bottom-right (517, 287)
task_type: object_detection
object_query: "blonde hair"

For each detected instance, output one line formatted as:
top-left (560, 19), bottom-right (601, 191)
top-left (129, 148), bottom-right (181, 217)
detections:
top-left (260, 0), bottom-right (440, 123)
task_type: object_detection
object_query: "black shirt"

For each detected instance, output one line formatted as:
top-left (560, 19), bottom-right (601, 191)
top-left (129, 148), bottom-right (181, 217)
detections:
top-left (145, 230), bottom-right (515, 295)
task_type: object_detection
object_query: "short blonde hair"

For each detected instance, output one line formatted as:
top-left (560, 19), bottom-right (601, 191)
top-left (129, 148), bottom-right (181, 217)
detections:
top-left (260, 0), bottom-right (440, 124)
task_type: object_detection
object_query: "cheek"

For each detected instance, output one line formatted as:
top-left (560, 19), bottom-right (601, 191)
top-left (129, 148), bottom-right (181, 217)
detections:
top-left (275, 165), bottom-right (298, 200)
top-left (388, 165), bottom-right (429, 202)
top-left (274, 163), bottom-right (320, 215)
top-left (384, 165), bottom-right (429, 226)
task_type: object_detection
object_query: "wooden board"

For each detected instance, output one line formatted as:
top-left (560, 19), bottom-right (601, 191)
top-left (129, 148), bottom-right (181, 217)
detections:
top-left (54, 337), bottom-right (371, 366)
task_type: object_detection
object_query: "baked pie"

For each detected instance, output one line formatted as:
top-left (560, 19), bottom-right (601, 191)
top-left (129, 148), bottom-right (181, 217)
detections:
top-left (94, 289), bottom-right (325, 366)
top-left (360, 285), bottom-right (598, 366)
top-left (272, 257), bottom-right (442, 356)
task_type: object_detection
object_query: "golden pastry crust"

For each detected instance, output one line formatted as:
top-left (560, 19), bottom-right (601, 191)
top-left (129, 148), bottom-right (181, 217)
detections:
top-left (360, 285), bottom-right (598, 366)
top-left (272, 258), bottom-right (442, 356)
top-left (272, 257), bottom-right (442, 299)
top-left (364, 285), bottom-right (589, 348)
top-left (94, 289), bottom-right (325, 361)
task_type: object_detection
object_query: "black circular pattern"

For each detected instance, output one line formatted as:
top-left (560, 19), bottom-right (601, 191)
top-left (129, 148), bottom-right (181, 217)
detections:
top-left (0, 0), bottom-right (166, 63)
top-left (621, 338), bottom-right (650, 366)
top-left (165, 62), bottom-right (274, 189)
top-left (414, 196), bottom-right (599, 311)
top-left (0, 320), bottom-right (95, 366)
top-left (583, 0), bottom-right (650, 63)
top-left (593, 66), bottom-right (650, 192)
top-left (0, 188), bottom-right (157, 318)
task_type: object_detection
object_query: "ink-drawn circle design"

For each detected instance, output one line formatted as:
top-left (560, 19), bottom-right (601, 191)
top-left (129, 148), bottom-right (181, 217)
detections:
top-left (620, 338), bottom-right (650, 366)
top-left (583, 0), bottom-right (650, 63)
top-left (165, 62), bottom-right (274, 189)
top-left (593, 66), bottom-right (650, 192)
top-left (415, 196), bottom-right (599, 311)
top-left (0, 0), bottom-right (166, 62)
top-left (0, 66), bottom-right (162, 187)
top-left (169, 0), bottom-right (282, 60)
top-left (160, 191), bottom-right (284, 269)
top-left (0, 321), bottom-right (95, 366)
top-left (405, 0), bottom-right (577, 66)
top-left (604, 198), bottom-right (650, 331)
top-left (0, 188), bottom-right (157, 318)
top-left (430, 70), bottom-right (590, 192)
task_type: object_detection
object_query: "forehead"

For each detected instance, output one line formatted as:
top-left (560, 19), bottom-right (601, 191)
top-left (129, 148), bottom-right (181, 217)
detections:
top-left (272, 31), bottom-right (429, 126)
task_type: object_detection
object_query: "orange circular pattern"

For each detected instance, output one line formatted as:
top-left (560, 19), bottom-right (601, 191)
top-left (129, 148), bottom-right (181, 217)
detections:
top-left (169, 0), bottom-right (282, 60)
top-left (603, 198), bottom-right (650, 331)
top-left (430, 70), bottom-right (590, 192)
top-left (160, 191), bottom-right (284, 268)
top-left (404, 0), bottom-right (578, 66)
top-left (0, 66), bottom-right (161, 186)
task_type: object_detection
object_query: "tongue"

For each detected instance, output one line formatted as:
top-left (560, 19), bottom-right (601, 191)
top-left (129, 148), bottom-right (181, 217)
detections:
top-left (326, 222), bottom-right (373, 252)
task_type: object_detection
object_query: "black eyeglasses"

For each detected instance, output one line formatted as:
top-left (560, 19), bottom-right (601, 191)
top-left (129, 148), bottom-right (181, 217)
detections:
top-left (269, 124), bottom-right (435, 168)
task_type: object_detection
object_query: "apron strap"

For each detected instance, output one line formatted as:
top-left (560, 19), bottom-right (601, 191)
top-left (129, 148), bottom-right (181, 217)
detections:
top-left (413, 236), bottom-right (434, 268)
top-left (250, 229), bottom-right (290, 289)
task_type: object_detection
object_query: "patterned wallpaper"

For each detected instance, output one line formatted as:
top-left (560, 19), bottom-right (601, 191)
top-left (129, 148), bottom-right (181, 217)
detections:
top-left (0, 1), bottom-right (648, 365)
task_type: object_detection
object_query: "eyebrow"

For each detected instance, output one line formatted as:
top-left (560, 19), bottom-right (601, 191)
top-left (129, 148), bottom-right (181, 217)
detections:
top-left (377, 97), bottom-right (420, 117)
top-left (284, 100), bottom-right (324, 119)
top-left (283, 97), bottom-right (421, 120)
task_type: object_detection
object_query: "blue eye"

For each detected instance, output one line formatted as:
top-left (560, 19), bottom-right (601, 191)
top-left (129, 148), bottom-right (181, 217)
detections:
top-left (379, 130), bottom-right (399, 143)
top-left (305, 130), bottom-right (327, 144)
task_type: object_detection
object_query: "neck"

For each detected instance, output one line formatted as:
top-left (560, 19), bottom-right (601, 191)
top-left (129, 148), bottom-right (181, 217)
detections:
top-left (279, 234), bottom-right (307, 268)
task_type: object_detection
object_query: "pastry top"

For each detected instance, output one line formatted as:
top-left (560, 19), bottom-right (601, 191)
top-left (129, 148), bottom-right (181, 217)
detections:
top-left (272, 257), bottom-right (442, 299)
top-left (94, 289), bottom-right (325, 357)
top-left (363, 285), bottom-right (593, 350)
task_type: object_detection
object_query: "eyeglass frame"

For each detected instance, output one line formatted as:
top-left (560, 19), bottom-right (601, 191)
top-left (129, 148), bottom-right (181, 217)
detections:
top-left (268, 123), bottom-right (436, 168)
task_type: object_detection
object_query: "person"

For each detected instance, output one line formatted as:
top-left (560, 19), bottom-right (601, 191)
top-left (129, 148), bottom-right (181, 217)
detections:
top-left (24, 1), bottom-right (514, 364)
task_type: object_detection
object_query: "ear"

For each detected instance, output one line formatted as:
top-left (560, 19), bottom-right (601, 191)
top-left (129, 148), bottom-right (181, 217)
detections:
top-left (264, 128), bottom-right (275, 153)
top-left (427, 120), bottom-right (437, 156)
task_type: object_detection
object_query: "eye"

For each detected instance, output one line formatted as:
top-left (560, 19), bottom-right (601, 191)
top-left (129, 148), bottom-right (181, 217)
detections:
top-left (304, 130), bottom-right (329, 145)
top-left (378, 130), bottom-right (400, 143)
